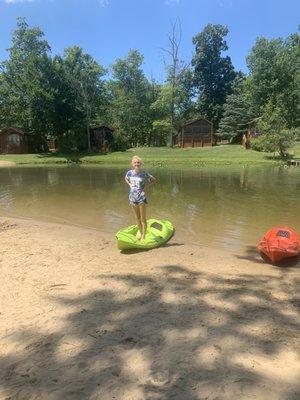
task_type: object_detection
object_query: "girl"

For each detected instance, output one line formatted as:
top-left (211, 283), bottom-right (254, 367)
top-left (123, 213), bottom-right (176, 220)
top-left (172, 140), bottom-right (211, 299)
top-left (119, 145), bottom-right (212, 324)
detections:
top-left (125, 156), bottom-right (156, 240)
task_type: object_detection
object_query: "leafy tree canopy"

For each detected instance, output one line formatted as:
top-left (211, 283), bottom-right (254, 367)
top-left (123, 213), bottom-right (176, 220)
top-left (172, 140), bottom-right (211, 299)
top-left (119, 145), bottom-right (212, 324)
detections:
top-left (218, 75), bottom-right (255, 140)
top-left (192, 24), bottom-right (237, 128)
top-left (247, 31), bottom-right (300, 128)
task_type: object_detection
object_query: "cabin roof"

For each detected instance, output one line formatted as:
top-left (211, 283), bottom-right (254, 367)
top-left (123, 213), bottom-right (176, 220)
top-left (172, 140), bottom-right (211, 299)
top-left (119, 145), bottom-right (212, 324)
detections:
top-left (0, 126), bottom-right (27, 136)
top-left (181, 117), bottom-right (213, 128)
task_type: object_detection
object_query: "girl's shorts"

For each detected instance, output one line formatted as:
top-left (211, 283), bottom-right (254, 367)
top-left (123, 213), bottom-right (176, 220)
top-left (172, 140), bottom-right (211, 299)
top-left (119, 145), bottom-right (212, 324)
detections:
top-left (130, 198), bottom-right (147, 206)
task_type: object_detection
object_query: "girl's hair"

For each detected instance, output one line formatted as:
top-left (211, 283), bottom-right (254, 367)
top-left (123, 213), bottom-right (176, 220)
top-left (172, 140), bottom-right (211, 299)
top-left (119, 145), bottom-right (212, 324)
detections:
top-left (132, 155), bottom-right (142, 164)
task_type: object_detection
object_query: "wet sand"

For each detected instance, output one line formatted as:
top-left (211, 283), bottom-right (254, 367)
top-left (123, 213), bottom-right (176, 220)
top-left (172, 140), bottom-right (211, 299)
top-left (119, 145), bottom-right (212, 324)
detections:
top-left (0, 161), bottom-right (16, 167)
top-left (0, 217), bottom-right (299, 400)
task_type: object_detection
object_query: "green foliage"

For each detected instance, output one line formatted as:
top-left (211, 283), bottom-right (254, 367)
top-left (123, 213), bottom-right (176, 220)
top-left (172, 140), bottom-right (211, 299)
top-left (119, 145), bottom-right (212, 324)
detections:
top-left (252, 107), bottom-right (296, 157)
top-left (151, 119), bottom-right (171, 146)
top-left (0, 19), bottom-right (108, 152)
top-left (62, 46), bottom-right (107, 151)
top-left (150, 85), bottom-right (176, 146)
top-left (252, 129), bottom-right (296, 157)
top-left (247, 31), bottom-right (300, 128)
top-left (177, 69), bottom-right (196, 121)
top-left (0, 18), bottom-right (298, 156)
top-left (150, 73), bottom-right (195, 146)
top-left (58, 128), bottom-right (87, 153)
top-left (192, 24), bottom-right (237, 128)
top-left (257, 105), bottom-right (286, 134)
top-left (295, 128), bottom-right (300, 141)
top-left (109, 50), bottom-right (152, 147)
top-left (0, 18), bottom-right (54, 149)
top-left (158, 20), bottom-right (196, 145)
top-left (47, 56), bottom-right (84, 147)
top-left (218, 75), bottom-right (255, 140)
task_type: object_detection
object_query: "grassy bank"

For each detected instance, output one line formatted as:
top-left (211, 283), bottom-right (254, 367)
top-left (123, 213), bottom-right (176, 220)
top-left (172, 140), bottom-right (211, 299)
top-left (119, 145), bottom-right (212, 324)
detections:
top-left (1, 143), bottom-right (299, 167)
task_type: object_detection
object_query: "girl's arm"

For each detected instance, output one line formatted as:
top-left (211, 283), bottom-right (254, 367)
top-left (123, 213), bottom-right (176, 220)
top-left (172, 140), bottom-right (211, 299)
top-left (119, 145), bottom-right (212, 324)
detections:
top-left (148, 174), bottom-right (157, 185)
top-left (125, 176), bottom-right (131, 187)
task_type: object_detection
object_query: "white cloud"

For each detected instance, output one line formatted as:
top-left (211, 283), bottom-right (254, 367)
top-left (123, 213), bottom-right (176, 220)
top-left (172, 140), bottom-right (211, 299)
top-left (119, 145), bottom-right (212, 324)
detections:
top-left (98, 0), bottom-right (109, 6)
top-left (218, 0), bottom-right (234, 7)
top-left (4, 0), bottom-right (35, 3)
top-left (4, 0), bottom-right (109, 4)
top-left (4, 0), bottom-right (110, 5)
top-left (165, 0), bottom-right (180, 4)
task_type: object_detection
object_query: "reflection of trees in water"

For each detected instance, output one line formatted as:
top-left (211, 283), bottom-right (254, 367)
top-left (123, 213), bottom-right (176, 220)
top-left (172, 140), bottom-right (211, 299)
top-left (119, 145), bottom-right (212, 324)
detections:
top-left (0, 168), bottom-right (129, 226)
top-left (47, 170), bottom-right (60, 187)
top-left (1, 166), bottom-right (299, 247)
top-left (239, 168), bottom-right (249, 190)
top-left (152, 167), bottom-right (300, 248)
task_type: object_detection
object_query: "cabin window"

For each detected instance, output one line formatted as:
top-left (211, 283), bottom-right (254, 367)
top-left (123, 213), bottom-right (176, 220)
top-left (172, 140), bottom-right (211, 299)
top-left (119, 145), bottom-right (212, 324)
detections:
top-left (7, 133), bottom-right (21, 146)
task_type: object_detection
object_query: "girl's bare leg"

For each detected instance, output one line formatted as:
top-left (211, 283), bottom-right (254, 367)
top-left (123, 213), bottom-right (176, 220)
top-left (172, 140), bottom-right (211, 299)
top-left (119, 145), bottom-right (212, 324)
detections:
top-left (139, 203), bottom-right (147, 240)
top-left (131, 205), bottom-right (142, 239)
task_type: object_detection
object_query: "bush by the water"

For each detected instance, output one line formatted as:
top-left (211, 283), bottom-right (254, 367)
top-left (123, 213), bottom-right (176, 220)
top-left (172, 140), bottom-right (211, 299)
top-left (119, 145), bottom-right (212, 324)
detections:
top-left (252, 128), bottom-right (297, 157)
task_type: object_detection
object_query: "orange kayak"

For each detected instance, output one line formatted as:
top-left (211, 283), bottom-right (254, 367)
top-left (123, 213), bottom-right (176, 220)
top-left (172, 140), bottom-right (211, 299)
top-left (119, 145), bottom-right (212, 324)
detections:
top-left (258, 227), bottom-right (300, 264)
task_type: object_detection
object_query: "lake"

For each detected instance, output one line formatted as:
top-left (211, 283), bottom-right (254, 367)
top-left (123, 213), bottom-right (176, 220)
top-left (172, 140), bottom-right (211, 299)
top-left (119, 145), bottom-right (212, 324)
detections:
top-left (0, 165), bottom-right (299, 252)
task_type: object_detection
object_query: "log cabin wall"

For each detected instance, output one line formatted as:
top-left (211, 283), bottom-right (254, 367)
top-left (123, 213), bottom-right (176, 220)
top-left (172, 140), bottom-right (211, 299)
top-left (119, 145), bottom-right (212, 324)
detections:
top-left (0, 127), bottom-right (28, 154)
top-left (180, 118), bottom-right (214, 148)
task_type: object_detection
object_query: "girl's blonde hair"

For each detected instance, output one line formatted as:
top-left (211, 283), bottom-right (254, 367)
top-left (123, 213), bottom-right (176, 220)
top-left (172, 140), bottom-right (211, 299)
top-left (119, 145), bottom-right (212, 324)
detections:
top-left (131, 155), bottom-right (142, 164)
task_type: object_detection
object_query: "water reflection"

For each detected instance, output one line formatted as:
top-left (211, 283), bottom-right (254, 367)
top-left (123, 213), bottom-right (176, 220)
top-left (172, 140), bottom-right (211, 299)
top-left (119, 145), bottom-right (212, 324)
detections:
top-left (0, 165), bottom-right (299, 251)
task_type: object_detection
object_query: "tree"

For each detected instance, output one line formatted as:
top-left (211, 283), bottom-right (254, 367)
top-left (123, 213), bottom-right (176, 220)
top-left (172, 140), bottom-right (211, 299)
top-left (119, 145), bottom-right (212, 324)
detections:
top-left (47, 55), bottom-right (84, 151)
top-left (150, 84), bottom-right (174, 145)
top-left (0, 17), bottom-right (54, 150)
top-left (110, 50), bottom-right (152, 147)
top-left (192, 24), bottom-right (237, 128)
top-left (218, 75), bottom-right (255, 140)
top-left (247, 37), bottom-right (285, 120)
top-left (281, 32), bottom-right (300, 127)
top-left (247, 31), bottom-right (300, 128)
top-left (252, 106), bottom-right (296, 157)
top-left (158, 19), bottom-right (194, 145)
top-left (62, 46), bottom-right (106, 151)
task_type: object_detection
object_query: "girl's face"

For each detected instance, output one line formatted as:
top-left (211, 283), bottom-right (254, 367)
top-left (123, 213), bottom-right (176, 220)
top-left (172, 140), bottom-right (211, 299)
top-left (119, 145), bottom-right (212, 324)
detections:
top-left (132, 158), bottom-right (141, 171)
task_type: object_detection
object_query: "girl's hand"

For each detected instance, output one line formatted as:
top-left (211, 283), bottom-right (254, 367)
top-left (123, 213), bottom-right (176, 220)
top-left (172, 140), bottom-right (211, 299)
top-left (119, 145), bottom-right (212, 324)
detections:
top-left (149, 177), bottom-right (156, 185)
top-left (125, 177), bottom-right (131, 187)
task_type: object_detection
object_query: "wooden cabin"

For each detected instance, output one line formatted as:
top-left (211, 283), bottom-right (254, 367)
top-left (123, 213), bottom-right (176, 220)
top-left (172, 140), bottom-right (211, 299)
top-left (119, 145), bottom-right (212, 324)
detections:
top-left (90, 125), bottom-right (114, 152)
top-left (175, 118), bottom-right (214, 147)
top-left (0, 127), bottom-right (29, 154)
top-left (46, 138), bottom-right (58, 151)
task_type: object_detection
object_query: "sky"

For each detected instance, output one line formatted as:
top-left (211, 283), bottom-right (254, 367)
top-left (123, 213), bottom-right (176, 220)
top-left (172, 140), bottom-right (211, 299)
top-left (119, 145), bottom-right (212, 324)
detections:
top-left (0, 0), bottom-right (299, 82)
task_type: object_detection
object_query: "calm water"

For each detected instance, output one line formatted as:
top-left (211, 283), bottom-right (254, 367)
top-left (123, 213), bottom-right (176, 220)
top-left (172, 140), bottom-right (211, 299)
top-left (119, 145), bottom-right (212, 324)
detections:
top-left (0, 165), bottom-right (299, 251)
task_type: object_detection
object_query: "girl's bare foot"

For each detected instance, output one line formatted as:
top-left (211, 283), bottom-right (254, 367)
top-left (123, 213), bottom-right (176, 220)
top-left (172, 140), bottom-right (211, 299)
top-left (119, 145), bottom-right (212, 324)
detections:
top-left (136, 231), bottom-right (142, 239)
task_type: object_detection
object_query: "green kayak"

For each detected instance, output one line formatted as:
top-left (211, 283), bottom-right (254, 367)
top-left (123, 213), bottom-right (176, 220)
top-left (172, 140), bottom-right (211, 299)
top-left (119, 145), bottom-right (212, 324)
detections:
top-left (116, 219), bottom-right (174, 251)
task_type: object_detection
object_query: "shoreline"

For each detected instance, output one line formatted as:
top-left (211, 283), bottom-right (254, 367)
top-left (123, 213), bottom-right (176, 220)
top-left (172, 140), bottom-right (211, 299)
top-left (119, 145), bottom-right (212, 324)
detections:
top-left (1, 144), bottom-right (292, 167)
top-left (0, 216), bottom-right (299, 399)
top-left (0, 160), bottom-right (16, 167)
top-left (0, 213), bottom-right (260, 255)
top-left (0, 158), bottom-right (281, 167)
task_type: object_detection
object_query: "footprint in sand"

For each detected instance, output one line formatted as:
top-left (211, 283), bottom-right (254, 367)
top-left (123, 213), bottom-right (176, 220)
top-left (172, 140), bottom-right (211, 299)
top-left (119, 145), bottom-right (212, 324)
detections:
top-left (0, 221), bottom-right (17, 231)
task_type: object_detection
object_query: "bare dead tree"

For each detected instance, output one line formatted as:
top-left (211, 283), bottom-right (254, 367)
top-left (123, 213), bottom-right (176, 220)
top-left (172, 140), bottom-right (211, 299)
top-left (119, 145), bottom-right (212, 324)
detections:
top-left (159, 18), bottom-right (190, 146)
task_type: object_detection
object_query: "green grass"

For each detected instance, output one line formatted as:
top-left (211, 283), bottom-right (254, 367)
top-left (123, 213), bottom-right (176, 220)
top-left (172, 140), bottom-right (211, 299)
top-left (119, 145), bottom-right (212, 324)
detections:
top-left (293, 142), bottom-right (300, 158)
top-left (1, 143), bottom-right (299, 167)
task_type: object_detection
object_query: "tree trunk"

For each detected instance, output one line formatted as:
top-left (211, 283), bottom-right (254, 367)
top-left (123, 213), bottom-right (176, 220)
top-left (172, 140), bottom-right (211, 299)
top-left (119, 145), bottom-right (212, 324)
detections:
top-left (169, 91), bottom-right (174, 147)
top-left (86, 115), bottom-right (91, 152)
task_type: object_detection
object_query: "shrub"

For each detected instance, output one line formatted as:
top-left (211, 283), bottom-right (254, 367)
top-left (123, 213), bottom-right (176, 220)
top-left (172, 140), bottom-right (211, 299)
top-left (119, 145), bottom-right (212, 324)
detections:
top-left (252, 129), bottom-right (296, 157)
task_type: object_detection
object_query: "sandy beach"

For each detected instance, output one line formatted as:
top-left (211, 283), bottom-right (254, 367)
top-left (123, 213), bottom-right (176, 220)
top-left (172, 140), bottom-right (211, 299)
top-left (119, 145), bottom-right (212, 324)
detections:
top-left (0, 216), bottom-right (299, 400)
